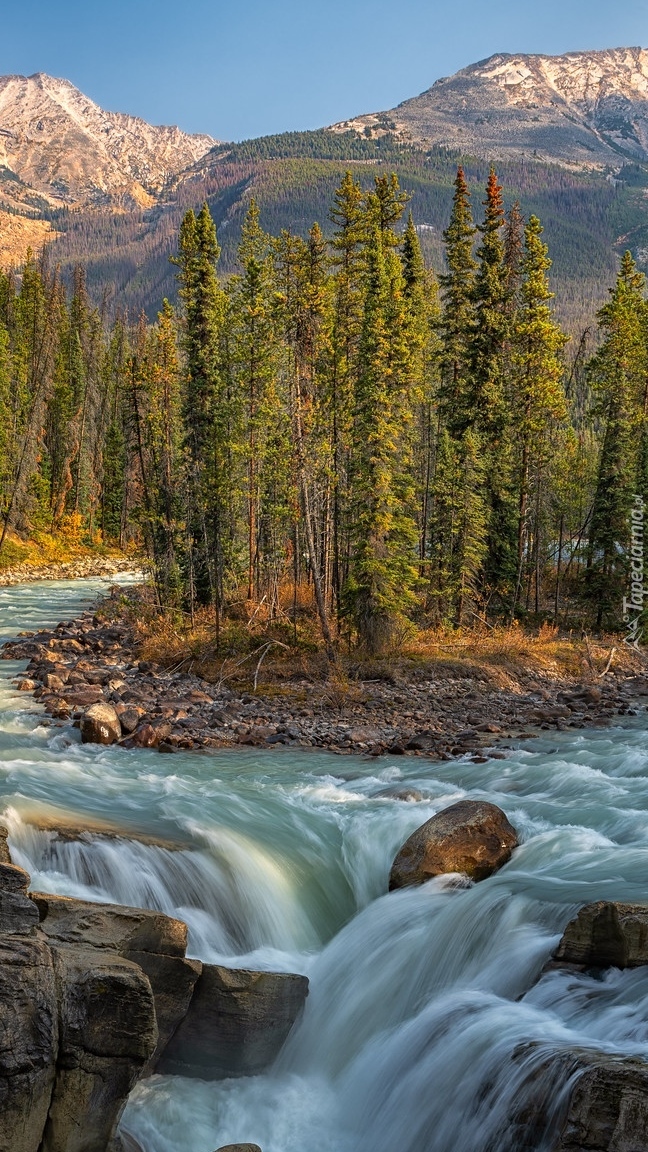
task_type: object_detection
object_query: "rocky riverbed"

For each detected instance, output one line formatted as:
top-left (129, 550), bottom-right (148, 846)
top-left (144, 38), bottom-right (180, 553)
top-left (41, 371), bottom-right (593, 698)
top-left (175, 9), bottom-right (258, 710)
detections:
top-left (0, 555), bottom-right (139, 587)
top-left (2, 589), bottom-right (648, 758)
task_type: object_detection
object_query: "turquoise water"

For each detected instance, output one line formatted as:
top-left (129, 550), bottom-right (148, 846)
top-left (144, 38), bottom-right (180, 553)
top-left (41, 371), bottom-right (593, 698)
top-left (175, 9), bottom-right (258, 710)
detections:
top-left (1, 579), bottom-right (648, 1151)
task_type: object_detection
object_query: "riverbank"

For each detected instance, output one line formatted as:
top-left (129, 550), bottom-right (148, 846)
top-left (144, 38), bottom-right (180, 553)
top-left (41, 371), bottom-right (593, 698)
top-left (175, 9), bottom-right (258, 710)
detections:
top-left (2, 584), bottom-right (647, 758)
top-left (0, 526), bottom-right (141, 586)
top-left (0, 555), bottom-right (140, 586)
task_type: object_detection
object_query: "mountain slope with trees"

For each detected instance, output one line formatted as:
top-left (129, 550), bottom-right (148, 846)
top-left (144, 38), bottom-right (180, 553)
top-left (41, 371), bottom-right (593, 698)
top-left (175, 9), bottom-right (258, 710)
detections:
top-left (2, 167), bottom-right (647, 655)
top-left (2, 58), bottom-right (648, 334)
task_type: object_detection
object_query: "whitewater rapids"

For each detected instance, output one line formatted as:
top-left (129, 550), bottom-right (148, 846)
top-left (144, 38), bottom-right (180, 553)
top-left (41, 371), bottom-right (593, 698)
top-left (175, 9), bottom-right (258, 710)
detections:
top-left (0, 577), bottom-right (647, 1151)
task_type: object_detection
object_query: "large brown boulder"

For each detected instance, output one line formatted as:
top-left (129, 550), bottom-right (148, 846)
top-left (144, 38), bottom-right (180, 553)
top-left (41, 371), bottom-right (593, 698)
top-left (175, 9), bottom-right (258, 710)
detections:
top-left (32, 893), bottom-right (188, 956)
top-left (388, 799), bottom-right (518, 890)
top-left (554, 902), bottom-right (648, 969)
top-left (33, 893), bottom-right (201, 1069)
top-left (40, 945), bottom-right (157, 1152)
top-left (552, 1058), bottom-right (648, 1151)
top-left (214, 1146), bottom-right (262, 1152)
top-left (0, 935), bottom-right (58, 1152)
top-left (157, 965), bottom-right (308, 1079)
top-left (80, 704), bottom-right (122, 745)
top-left (495, 1049), bottom-right (648, 1151)
top-left (122, 950), bottom-right (202, 1069)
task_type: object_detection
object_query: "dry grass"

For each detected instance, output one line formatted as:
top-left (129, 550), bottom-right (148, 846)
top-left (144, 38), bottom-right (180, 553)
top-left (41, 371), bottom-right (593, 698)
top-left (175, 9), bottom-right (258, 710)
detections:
top-left (125, 579), bottom-right (644, 697)
top-left (399, 620), bottom-right (642, 690)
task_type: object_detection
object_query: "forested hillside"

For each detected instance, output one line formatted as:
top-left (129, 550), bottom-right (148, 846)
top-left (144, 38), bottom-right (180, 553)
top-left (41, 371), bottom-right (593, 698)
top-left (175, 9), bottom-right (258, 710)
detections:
top-left (2, 167), bottom-right (647, 651)
top-left (47, 131), bottom-right (648, 336)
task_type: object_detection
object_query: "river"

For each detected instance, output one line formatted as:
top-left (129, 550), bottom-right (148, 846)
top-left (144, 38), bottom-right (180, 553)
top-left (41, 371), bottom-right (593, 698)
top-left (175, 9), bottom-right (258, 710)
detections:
top-left (1, 577), bottom-right (648, 1151)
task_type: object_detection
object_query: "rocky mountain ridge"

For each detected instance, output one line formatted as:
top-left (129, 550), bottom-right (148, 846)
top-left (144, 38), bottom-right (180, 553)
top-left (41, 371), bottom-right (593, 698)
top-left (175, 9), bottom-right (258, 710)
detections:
top-left (331, 47), bottom-right (648, 168)
top-left (0, 72), bottom-right (215, 208)
top-left (2, 53), bottom-right (648, 325)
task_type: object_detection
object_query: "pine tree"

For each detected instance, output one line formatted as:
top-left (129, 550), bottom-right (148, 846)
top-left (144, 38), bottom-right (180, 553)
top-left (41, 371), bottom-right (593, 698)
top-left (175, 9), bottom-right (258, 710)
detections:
top-left (144, 301), bottom-right (183, 604)
top-left (471, 168), bottom-right (508, 436)
top-left (439, 166), bottom-right (476, 435)
top-left (231, 199), bottom-right (279, 602)
top-left (401, 212), bottom-right (441, 565)
top-left (586, 252), bottom-right (647, 624)
top-left (471, 169), bottom-right (518, 604)
top-left (328, 171), bottom-right (366, 609)
top-left (343, 225), bottom-right (419, 653)
top-left (511, 215), bottom-right (568, 616)
top-left (174, 202), bottom-right (225, 609)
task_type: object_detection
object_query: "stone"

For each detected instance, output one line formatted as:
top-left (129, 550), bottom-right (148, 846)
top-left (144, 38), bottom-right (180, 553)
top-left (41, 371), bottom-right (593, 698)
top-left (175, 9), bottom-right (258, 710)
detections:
top-left (376, 787), bottom-right (425, 802)
top-left (554, 902), bottom-right (648, 969)
top-left (14, 678), bottom-right (38, 691)
top-left (43, 673), bottom-right (66, 692)
top-left (122, 950), bottom-right (202, 1067)
top-left (63, 686), bottom-right (104, 708)
top-left (0, 825), bottom-right (10, 865)
top-left (32, 893), bottom-right (188, 957)
top-left (551, 1058), bottom-right (648, 1151)
top-left (157, 964), bottom-right (309, 1079)
top-left (80, 703), bottom-right (122, 745)
top-left (0, 863), bottom-right (39, 934)
top-left (214, 1146), bottom-right (262, 1152)
top-left (0, 935), bottom-right (58, 1152)
top-left (129, 723), bottom-right (160, 748)
top-left (41, 945), bottom-right (157, 1152)
top-left (117, 706), bottom-right (145, 734)
top-left (389, 799), bottom-right (518, 890)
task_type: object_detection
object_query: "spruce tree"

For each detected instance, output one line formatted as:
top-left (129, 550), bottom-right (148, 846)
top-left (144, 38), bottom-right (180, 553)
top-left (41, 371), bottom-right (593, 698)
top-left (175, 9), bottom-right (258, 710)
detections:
top-left (439, 166), bottom-right (476, 435)
top-left (471, 168), bottom-right (518, 604)
top-left (231, 198), bottom-right (278, 601)
top-left (174, 202), bottom-right (225, 608)
top-left (328, 171), bottom-right (366, 608)
top-left (511, 215), bottom-right (568, 616)
top-left (343, 225), bottom-right (418, 653)
top-left (586, 252), bottom-right (647, 624)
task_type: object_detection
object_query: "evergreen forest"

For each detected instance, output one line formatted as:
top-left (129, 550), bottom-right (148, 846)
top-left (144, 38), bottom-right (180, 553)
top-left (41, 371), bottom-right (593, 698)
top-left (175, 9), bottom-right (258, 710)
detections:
top-left (2, 166), bottom-right (647, 653)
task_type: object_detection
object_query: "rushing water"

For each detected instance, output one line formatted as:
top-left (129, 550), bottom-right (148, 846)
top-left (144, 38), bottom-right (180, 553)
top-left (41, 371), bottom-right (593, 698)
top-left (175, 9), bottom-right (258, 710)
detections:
top-left (1, 578), bottom-right (648, 1151)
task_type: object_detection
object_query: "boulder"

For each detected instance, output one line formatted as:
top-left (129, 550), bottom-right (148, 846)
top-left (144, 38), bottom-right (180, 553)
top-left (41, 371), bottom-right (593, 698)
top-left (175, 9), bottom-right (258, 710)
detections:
top-left (80, 703), bottom-right (122, 746)
top-left (0, 863), bottom-right (40, 934)
top-left (122, 950), bottom-right (202, 1068)
top-left (0, 935), bottom-right (58, 1152)
top-left (62, 686), bottom-right (104, 708)
top-left (32, 893), bottom-right (188, 957)
top-left (41, 945), bottom-right (157, 1152)
top-left (214, 1146), bottom-right (262, 1152)
top-left (129, 724), bottom-right (159, 748)
top-left (554, 901), bottom-right (648, 969)
top-left (116, 706), bottom-right (145, 735)
top-left (389, 799), bottom-right (518, 890)
top-left (157, 965), bottom-right (308, 1079)
top-left (552, 1058), bottom-right (648, 1151)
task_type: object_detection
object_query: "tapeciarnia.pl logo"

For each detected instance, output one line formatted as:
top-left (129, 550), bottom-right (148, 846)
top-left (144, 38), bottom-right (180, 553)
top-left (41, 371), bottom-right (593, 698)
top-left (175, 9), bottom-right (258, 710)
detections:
top-left (623, 494), bottom-right (645, 650)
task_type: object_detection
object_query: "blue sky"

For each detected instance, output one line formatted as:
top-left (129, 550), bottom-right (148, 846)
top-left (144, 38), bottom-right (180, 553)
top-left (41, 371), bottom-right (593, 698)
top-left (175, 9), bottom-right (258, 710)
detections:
top-left (1, 0), bottom-right (647, 141)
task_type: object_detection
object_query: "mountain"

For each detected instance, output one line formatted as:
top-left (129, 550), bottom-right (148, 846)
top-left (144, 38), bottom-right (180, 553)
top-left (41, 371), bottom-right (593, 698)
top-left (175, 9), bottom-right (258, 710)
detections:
top-left (3, 56), bottom-right (648, 335)
top-left (0, 72), bottom-right (215, 262)
top-left (0, 73), bottom-right (215, 206)
top-left (331, 48), bottom-right (648, 169)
